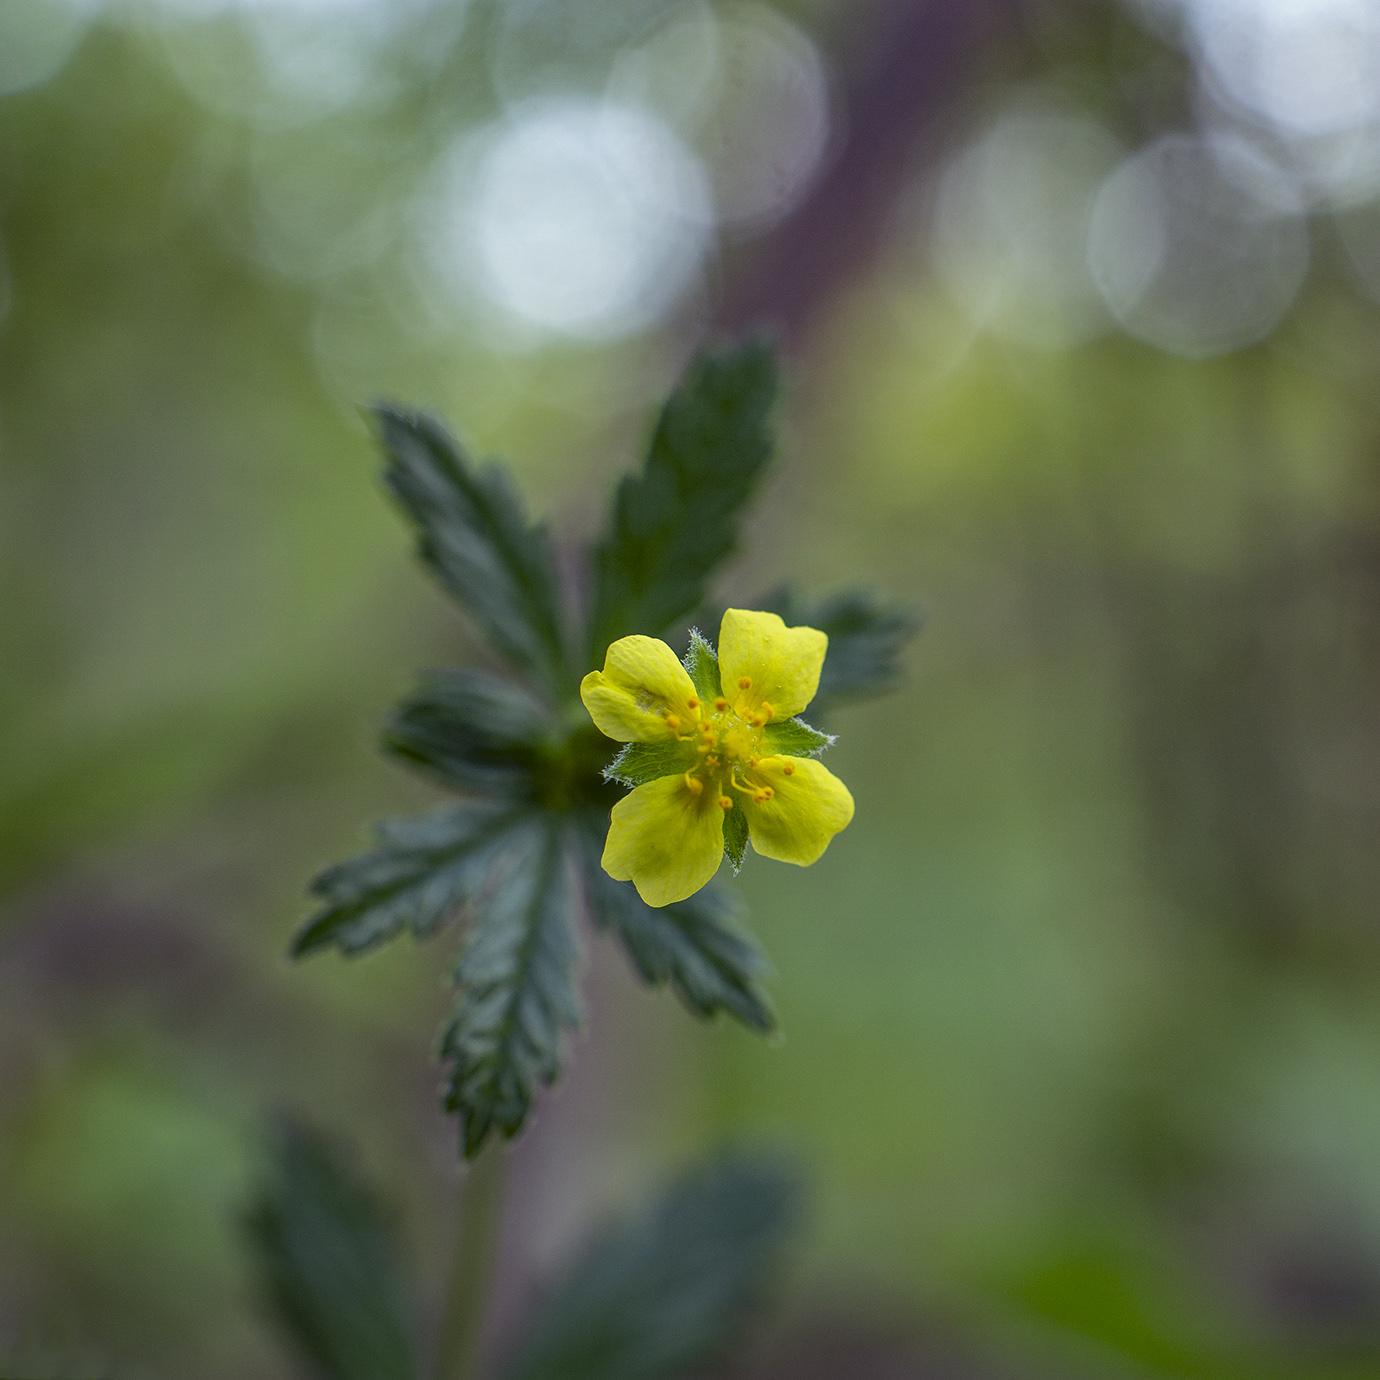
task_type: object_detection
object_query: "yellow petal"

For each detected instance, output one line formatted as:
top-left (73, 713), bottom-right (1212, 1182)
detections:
top-left (718, 609), bottom-right (827, 720)
top-left (603, 774), bottom-right (726, 907)
top-left (581, 635), bottom-right (702, 743)
top-left (741, 756), bottom-right (854, 866)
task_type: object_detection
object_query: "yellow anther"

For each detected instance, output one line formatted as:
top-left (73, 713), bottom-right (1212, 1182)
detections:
top-left (782, 762), bottom-right (795, 775)
top-left (738, 676), bottom-right (752, 690)
top-left (718, 796), bottom-right (734, 811)
top-left (706, 755), bottom-right (721, 769)
top-left (759, 700), bottom-right (774, 720)
top-left (665, 713), bottom-right (681, 732)
top-left (753, 789), bottom-right (773, 803)
top-left (749, 755), bottom-right (760, 768)
top-left (751, 712), bottom-right (767, 727)
top-left (687, 697), bottom-right (699, 709)
top-left (714, 697), bottom-right (728, 712)
top-left (684, 772), bottom-right (703, 794)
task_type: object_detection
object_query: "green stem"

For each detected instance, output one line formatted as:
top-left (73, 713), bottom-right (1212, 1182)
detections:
top-left (435, 1146), bottom-right (509, 1380)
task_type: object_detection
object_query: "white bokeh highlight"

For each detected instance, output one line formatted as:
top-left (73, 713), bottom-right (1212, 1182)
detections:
top-left (1088, 132), bottom-right (1310, 356)
top-left (931, 107), bottom-right (1124, 348)
top-left (424, 98), bottom-right (713, 342)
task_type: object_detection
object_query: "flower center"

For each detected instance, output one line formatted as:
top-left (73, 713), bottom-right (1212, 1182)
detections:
top-left (681, 703), bottom-right (775, 806)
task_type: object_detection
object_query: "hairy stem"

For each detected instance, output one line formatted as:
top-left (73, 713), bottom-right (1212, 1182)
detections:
top-left (435, 1147), bottom-right (509, 1380)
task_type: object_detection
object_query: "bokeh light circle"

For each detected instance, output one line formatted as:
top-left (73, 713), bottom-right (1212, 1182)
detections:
top-left (931, 106), bottom-right (1124, 349)
top-left (422, 97), bottom-right (713, 343)
top-left (1088, 132), bottom-right (1310, 356)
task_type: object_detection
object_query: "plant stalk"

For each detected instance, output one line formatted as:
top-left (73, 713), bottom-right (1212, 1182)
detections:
top-left (435, 1146), bottom-right (508, 1380)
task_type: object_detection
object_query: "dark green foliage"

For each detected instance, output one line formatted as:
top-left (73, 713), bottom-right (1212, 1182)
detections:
top-left (684, 628), bottom-right (724, 703)
top-left (385, 668), bottom-right (555, 797)
top-left (375, 406), bottom-right (568, 694)
top-left (580, 820), bottom-right (773, 1031)
top-left (294, 805), bottom-right (532, 958)
top-left (496, 1152), bottom-right (800, 1380)
top-left (770, 588), bottom-right (921, 716)
top-left (761, 718), bottom-right (832, 757)
top-left (605, 739), bottom-right (698, 788)
top-left (588, 342), bottom-right (778, 664)
top-left (246, 1121), bottom-right (419, 1380)
top-left (442, 819), bottom-right (583, 1157)
top-left (722, 803), bottom-right (749, 871)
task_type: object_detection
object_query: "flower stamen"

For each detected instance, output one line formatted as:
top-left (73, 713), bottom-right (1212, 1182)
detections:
top-left (684, 772), bottom-right (703, 794)
top-left (718, 796), bottom-right (734, 811)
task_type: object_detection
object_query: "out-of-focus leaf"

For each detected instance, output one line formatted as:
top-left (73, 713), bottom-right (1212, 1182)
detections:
top-left (604, 739), bottom-right (698, 788)
top-left (497, 1151), bottom-right (800, 1380)
top-left (375, 407), bottom-right (568, 694)
top-left (442, 818), bottom-right (582, 1158)
top-left (579, 820), bottom-right (773, 1031)
top-left (385, 668), bottom-right (556, 797)
top-left (293, 804), bottom-right (531, 958)
top-left (770, 587), bottom-right (921, 716)
top-left (588, 342), bottom-right (778, 665)
top-left (246, 1121), bottom-right (419, 1380)
top-left (761, 718), bottom-right (833, 756)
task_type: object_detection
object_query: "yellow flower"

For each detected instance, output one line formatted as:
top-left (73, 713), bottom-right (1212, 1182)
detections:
top-left (581, 609), bottom-right (855, 907)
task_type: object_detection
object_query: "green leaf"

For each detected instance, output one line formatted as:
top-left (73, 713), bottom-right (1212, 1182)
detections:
top-left (579, 819), bottom-right (773, 1031)
top-left (293, 804), bottom-right (530, 958)
top-left (722, 803), bottom-right (748, 870)
top-left (770, 587), bottom-right (921, 717)
top-left (605, 739), bottom-right (699, 788)
top-left (589, 341), bottom-right (778, 664)
top-left (246, 1120), bottom-right (419, 1380)
top-left (497, 1151), bottom-right (800, 1380)
top-left (442, 818), bottom-right (582, 1158)
top-left (684, 629), bottom-right (723, 703)
top-left (760, 717), bottom-right (832, 757)
top-left (385, 668), bottom-right (555, 797)
top-left (375, 407), bottom-right (568, 694)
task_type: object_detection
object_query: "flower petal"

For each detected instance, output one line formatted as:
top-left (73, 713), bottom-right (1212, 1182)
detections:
top-left (741, 756), bottom-right (854, 866)
top-left (602, 774), bottom-right (726, 907)
top-left (581, 635), bottom-right (702, 743)
top-left (718, 609), bottom-right (827, 720)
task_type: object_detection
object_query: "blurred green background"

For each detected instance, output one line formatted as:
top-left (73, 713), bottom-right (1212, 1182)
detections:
top-left (7, 0), bottom-right (1380, 1375)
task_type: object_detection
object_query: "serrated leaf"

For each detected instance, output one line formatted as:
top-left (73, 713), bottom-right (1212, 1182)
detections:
top-left (684, 629), bottom-right (723, 703)
top-left (442, 819), bottom-right (582, 1157)
top-left (769, 587), bottom-right (921, 716)
top-left (375, 407), bottom-right (568, 693)
top-left (246, 1120), bottom-right (419, 1380)
top-left (579, 819), bottom-right (773, 1031)
top-left (722, 802), bottom-right (748, 871)
top-left (605, 739), bottom-right (699, 788)
top-left (589, 342), bottom-right (777, 664)
top-left (385, 668), bottom-right (555, 797)
top-left (497, 1152), bottom-right (800, 1380)
top-left (294, 804), bottom-right (529, 958)
top-left (760, 717), bottom-right (832, 757)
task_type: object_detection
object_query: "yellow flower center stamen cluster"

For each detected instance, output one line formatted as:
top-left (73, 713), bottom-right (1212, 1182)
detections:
top-left (579, 609), bottom-right (856, 908)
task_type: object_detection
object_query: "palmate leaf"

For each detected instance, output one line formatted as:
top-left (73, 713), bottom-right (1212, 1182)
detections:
top-left (497, 1152), bottom-right (799, 1380)
top-left (385, 668), bottom-right (556, 797)
top-left (442, 817), bottom-right (582, 1157)
top-left (293, 804), bottom-right (531, 958)
top-left (579, 818), bottom-right (773, 1031)
top-left (588, 342), bottom-right (778, 666)
top-left (770, 587), bottom-right (921, 717)
top-left (246, 1121), bottom-right (419, 1380)
top-left (375, 407), bottom-right (568, 695)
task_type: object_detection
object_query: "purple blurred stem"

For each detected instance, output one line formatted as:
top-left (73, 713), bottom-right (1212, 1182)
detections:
top-left (717, 0), bottom-right (1021, 343)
